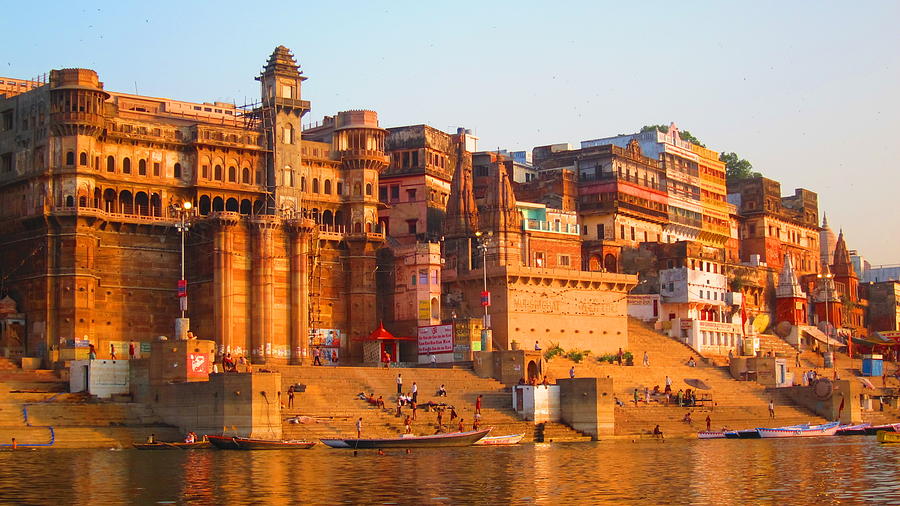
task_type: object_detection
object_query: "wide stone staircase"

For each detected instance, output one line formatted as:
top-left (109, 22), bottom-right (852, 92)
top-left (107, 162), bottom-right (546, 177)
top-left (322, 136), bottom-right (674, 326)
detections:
top-left (274, 365), bottom-right (590, 442)
top-left (545, 318), bottom-right (827, 438)
top-left (0, 367), bottom-right (179, 448)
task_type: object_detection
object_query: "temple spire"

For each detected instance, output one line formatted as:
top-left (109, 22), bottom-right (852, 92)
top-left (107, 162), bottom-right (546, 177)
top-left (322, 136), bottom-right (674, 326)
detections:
top-left (444, 136), bottom-right (478, 239)
top-left (831, 230), bottom-right (856, 278)
top-left (776, 254), bottom-right (805, 299)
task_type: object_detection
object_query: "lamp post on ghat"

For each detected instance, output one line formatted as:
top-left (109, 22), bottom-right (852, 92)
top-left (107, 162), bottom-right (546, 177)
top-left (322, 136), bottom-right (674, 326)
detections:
top-left (173, 201), bottom-right (193, 339)
top-left (474, 231), bottom-right (492, 352)
top-left (817, 272), bottom-right (835, 371)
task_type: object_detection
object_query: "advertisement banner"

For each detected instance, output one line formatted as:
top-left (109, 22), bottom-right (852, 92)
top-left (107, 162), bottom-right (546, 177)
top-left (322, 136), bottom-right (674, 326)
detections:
top-left (187, 352), bottom-right (209, 377)
top-left (418, 324), bottom-right (453, 354)
top-left (418, 300), bottom-right (431, 321)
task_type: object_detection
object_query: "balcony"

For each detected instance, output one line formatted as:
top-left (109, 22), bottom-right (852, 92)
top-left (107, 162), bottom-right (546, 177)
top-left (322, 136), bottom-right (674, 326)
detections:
top-left (523, 219), bottom-right (580, 235)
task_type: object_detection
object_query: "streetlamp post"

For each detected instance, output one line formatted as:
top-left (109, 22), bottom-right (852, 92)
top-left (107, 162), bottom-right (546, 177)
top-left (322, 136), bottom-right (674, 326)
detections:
top-left (173, 201), bottom-right (193, 339)
top-left (474, 231), bottom-right (492, 351)
top-left (817, 272), bottom-right (835, 371)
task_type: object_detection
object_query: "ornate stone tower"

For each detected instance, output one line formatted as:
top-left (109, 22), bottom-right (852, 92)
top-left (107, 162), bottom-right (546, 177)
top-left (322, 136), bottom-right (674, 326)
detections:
top-left (443, 136), bottom-right (479, 274)
top-left (257, 46), bottom-right (310, 215)
top-left (480, 158), bottom-right (522, 267)
top-left (775, 253), bottom-right (807, 325)
top-left (331, 110), bottom-right (388, 358)
top-left (819, 213), bottom-right (837, 268)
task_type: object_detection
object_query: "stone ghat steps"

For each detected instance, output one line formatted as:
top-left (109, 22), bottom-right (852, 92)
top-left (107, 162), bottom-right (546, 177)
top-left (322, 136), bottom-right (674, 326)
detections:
top-left (614, 403), bottom-right (825, 438)
top-left (0, 370), bottom-right (63, 383)
top-left (536, 422), bottom-right (593, 443)
top-left (275, 365), bottom-right (537, 441)
top-left (0, 404), bottom-right (25, 426)
top-left (0, 358), bottom-right (19, 370)
top-left (0, 426), bottom-right (181, 448)
top-left (25, 403), bottom-right (165, 427)
top-left (756, 333), bottom-right (799, 357)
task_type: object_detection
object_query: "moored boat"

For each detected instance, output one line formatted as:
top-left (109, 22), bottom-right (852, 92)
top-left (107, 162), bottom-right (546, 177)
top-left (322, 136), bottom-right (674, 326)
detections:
top-left (233, 438), bottom-right (317, 450)
top-left (756, 421), bottom-right (840, 438)
top-left (724, 429), bottom-right (762, 439)
top-left (864, 423), bottom-right (900, 436)
top-left (877, 430), bottom-right (900, 443)
top-left (697, 431), bottom-right (726, 439)
top-left (474, 433), bottom-right (525, 445)
top-left (206, 435), bottom-right (242, 450)
top-left (836, 423), bottom-right (872, 436)
top-left (321, 428), bottom-right (491, 449)
top-left (133, 440), bottom-right (212, 450)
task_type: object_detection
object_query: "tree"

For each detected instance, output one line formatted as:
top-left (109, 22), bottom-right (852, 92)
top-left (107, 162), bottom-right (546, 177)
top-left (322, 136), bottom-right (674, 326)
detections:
top-left (720, 152), bottom-right (761, 181)
top-left (640, 124), bottom-right (704, 147)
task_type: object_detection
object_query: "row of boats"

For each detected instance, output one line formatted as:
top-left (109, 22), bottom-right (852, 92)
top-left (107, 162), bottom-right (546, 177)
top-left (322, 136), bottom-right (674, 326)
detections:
top-left (134, 428), bottom-right (527, 450)
top-left (698, 421), bottom-right (900, 439)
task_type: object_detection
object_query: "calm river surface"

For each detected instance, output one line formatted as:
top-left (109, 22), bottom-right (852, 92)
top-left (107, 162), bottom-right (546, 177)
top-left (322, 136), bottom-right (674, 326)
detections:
top-left (1, 438), bottom-right (899, 504)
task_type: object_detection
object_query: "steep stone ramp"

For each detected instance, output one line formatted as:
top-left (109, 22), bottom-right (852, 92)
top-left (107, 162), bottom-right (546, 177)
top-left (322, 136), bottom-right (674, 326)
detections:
top-left (544, 318), bottom-right (826, 438)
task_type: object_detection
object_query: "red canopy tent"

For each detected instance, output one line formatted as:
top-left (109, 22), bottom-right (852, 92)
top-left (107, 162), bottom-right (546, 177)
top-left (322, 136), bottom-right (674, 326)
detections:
top-left (354, 322), bottom-right (415, 365)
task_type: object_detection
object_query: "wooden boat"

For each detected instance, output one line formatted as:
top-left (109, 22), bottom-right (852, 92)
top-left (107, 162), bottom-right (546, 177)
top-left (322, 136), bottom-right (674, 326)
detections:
top-left (877, 430), bottom-right (900, 443)
top-left (697, 431), bottom-right (726, 439)
top-left (864, 423), bottom-right (900, 436)
top-left (474, 433), bottom-right (525, 445)
top-left (724, 429), bottom-right (761, 439)
top-left (233, 438), bottom-right (317, 450)
top-left (756, 421), bottom-right (840, 438)
top-left (836, 423), bottom-right (872, 436)
top-left (321, 428), bottom-right (491, 449)
top-left (206, 435), bottom-right (242, 450)
top-left (133, 440), bottom-right (212, 450)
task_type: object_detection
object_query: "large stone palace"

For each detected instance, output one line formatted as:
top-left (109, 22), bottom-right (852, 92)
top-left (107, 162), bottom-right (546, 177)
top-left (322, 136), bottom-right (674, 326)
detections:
top-left (0, 47), bottom-right (638, 365)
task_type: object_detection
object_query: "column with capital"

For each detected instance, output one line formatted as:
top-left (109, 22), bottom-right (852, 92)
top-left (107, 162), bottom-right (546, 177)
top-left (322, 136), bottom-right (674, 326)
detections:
top-left (212, 215), bottom-right (240, 358)
top-left (251, 216), bottom-right (280, 363)
top-left (287, 218), bottom-right (315, 365)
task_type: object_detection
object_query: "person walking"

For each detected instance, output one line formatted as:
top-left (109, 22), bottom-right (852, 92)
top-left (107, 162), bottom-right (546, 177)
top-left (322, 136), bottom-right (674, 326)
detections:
top-left (129, 342), bottom-right (135, 360)
top-left (287, 385), bottom-right (295, 408)
top-left (430, 354), bottom-right (437, 367)
top-left (617, 347), bottom-right (624, 366)
top-left (313, 348), bottom-right (322, 366)
top-left (110, 344), bottom-right (117, 360)
top-left (411, 400), bottom-right (418, 421)
top-left (643, 351), bottom-right (650, 367)
top-left (569, 366), bottom-right (576, 379)
top-left (404, 415), bottom-right (412, 434)
top-left (396, 396), bottom-right (403, 417)
top-left (356, 417), bottom-right (363, 439)
top-left (412, 382), bottom-right (418, 403)
top-left (768, 399), bottom-right (776, 419)
top-left (705, 415), bottom-right (711, 432)
top-left (88, 344), bottom-right (97, 360)
top-left (475, 394), bottom-right (483, 415)
top-left (396, 373), bottom-right (403, 395)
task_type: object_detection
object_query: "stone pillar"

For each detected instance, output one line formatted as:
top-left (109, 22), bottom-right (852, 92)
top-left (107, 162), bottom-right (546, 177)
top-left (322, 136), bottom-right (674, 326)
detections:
top-left (346, 236), bottom-right (380, 362)
top-left (212, 214), bottom-right (240, 357)
top-left (287, 219), bottom-right (315, 365)
top-left (251, 216), bottom-right (280, 364)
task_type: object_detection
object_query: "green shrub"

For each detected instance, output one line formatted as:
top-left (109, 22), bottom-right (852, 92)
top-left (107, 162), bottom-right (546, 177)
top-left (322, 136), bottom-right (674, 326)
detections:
top-left (543, 343), bottom-right (564, 361)
top-left (565, 349), bottom-right (590, 363)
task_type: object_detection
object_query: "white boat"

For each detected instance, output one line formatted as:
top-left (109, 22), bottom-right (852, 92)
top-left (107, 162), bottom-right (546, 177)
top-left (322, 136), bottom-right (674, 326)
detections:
top-left (697, 431), bottom-right (727, 439)
top-left (474, 433), bottom-right (525, 445)
top-left (756, 421), bottom-right (840, 438)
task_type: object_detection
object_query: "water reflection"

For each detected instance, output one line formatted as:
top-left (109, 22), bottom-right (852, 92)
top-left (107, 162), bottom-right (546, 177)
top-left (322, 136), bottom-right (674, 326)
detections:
top-left (0, 439), bottom-right (899, 504)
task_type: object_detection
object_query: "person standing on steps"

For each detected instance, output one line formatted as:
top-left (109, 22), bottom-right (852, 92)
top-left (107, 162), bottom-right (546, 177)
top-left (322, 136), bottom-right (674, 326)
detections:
top-left (706, 415), bottom-right (711, 432)
top-left (617, 348), bottom-right (624, 366)
top-left (569, 366), bottom-right (576, 379)
top-left (110, 343), bottom-right (117, 360)
top-left (404, 415), bottom-right (412, 434)
top-left (643, 351), bottom-right (650, 367)
top-left (287, 385), bottom-right (295, 408)
top-left (768, 398), bottom-right (776, 419)
top-left (475, 394), bottom-right (483, 415)
top-left (412, 382), bottom-right (418, 403)
top-left (396, 373), bottom-right (403, 395)
top-left (356, 417), bottom-right (363, 439)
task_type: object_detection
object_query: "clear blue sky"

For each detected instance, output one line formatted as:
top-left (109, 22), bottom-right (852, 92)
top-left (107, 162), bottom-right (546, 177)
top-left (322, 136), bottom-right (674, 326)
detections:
top-left (4, 1), bottom-right (899, 264)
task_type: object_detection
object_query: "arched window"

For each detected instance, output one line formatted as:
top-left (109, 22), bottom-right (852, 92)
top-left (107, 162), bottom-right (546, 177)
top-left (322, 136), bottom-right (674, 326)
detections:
top-left (324, 180), bottom-right (332, 195)
top-left (65, 151), bottom-right (75, 166)
top-left (228, 166), bottom-right (236, 182)
top-left (138, 159), bottom-right (147, 175)
top-left (353, 183), bottom-right (361, 195)
top-left (312, 178), bottom-right (319, 193)
top-left (214, 165), bottom-right (223, 180)
top-left (65, 195), bottom-right (74, 207)
top-left (365, 183), bottom-right (372, 196)
top-left (123, 158), bottom-right (131, 174)
top-left (174, 163), bottom-right (182, 178)
top-left (78, 196), bottom-right (87, 207)
top-left (79, 152), bottom-right (87, 166)
top-left (242, 168), bottom-right (250, 184)
top-left (106, 156), bottom-right (115, 172)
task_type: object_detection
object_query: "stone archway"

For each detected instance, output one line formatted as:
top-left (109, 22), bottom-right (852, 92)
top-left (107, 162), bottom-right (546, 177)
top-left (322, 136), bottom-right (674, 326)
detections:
top-left (527, 360), bottom-right (539, 383)
top-left (604, 253), bottom-right (617, 273)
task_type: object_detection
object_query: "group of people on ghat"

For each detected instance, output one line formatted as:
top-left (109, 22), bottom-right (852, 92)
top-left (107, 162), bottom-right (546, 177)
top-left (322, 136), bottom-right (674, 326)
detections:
top-left (355, 373), bottom-right (484, 438)
top-left (217, 353), bottom-right (252, 373)
top-left (620, 376), bottom-right (706, 408)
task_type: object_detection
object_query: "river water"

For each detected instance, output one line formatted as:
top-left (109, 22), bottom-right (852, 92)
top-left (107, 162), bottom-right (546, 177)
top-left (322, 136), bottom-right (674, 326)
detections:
top-left (1, 438), bottom-right (899, 504)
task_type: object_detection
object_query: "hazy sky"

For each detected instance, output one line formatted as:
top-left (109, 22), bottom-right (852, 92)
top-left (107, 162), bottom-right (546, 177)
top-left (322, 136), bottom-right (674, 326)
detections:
top-left (4, 1), bottom-right (899, 264)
